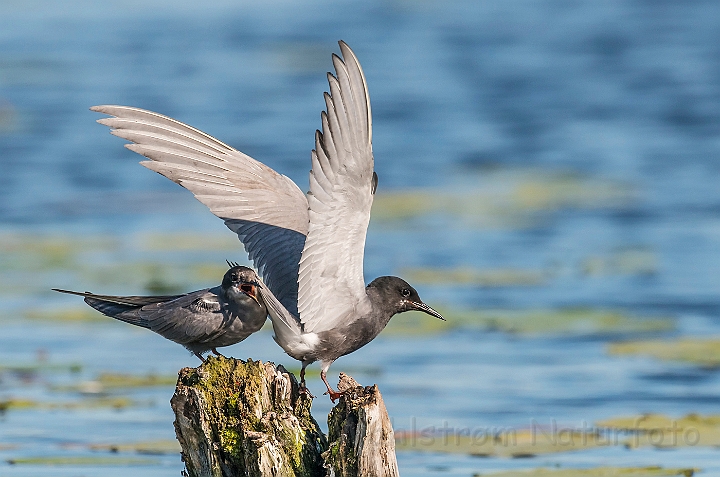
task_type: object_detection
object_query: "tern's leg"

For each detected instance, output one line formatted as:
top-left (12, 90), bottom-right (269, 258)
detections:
top-left (298, 361), bottom-right (315, 398)
top-left (194, 352), bottom-right (207, 363)
top-left (211, 348), bottom-right (224, 357)
top-left (320, 361), bottom-right (344, 402)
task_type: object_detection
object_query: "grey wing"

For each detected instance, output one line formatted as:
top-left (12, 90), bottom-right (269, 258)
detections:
top-left (298, 41), bottom-right (375, 333)
top-left (139, 290), bottom-right (227, 345)
top-left (90, 105), bottom-right (307, 316)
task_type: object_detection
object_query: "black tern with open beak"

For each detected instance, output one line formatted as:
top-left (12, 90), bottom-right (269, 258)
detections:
top-left (89, 41), bottom-right (444, 400)
top-left (54, 265), bottom-right (267, 361)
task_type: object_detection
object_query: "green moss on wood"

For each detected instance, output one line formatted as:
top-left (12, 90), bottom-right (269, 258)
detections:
top-left (173, 356), bottom-right (326, 477)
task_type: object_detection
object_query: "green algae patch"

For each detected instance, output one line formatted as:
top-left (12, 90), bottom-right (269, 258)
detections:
top-left (597, 413), bottom-right (720, 448)
top-left (6, 456), bottom-right (159, 466)
top-left (23, 307), bottom-right (108, 323)
top-left (0, 361), bottom-right (82, 375)
top-left (0, 230), bottom-right (243, 302)
top-left (395, 429), bottom-right (607, 457)
top-left (96, 372), bottom-right (177, 389)
top-left (371, 170), bottom-right (634, 228)
top-left (141, 232), bottom-right (239, 252)
top-left (0, 399), bottom-right (37, 412)
top-left (402, 266), bottom-right (546, 287)
top-left (385, 307), bottom-right (674, 336)
top-left (54, 372), bottom-right (176, 394)
top-left (0, 396), bottom-right (138, 412)
top-left (0, 233), bottom-right (119, 272)
top-left (581, 247), bottom-right (658, 277)
top-left (474, 467), bottom-right (696, 477)
top-left (608, 338), bottom-right (720, 366)
top-left (90, 439), bottom-right (181, 455)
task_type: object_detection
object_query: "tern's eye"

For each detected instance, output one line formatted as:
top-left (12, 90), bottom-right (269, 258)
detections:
top-left (401, 288), bottom-right (411, 298)
top-left (231, 273), bottom-right (239, 281)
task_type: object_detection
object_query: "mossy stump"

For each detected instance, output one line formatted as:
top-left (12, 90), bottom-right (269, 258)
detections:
top-left (171, 357), bottom-right (326, 477)
top-left (171, 357), bottom-right (399, 477)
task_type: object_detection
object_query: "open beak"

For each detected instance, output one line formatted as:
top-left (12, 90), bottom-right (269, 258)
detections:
top-left (408, 300), bottom-right (445, 321)
top-left (238, 281), bottom-right (262, 306)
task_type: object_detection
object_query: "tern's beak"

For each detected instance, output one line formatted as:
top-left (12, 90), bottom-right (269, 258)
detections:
top-left (238, 281), bottom-right (262, 306)
top-left (408, 300), bottom-right (445, 321)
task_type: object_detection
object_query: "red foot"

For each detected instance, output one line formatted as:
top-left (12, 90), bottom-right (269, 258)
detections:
top-left (323, 389), bottom-right (345, 403)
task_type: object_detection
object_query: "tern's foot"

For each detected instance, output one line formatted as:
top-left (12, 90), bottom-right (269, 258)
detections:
top-left (323, 388), bottom-right (346, 403)
top-left (298, 383), bottom-right (315, 399)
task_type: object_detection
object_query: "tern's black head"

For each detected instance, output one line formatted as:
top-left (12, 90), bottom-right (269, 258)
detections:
top-left (366, 276), bottom-right (444, 320)
top-left (222, 265), bottom-right (262, 305)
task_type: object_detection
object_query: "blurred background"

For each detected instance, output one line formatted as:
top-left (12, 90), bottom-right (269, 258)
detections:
top-left (1, 0), bottom-right (720, 476)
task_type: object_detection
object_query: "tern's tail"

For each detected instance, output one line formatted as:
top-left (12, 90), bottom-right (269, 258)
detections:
top-left (52, 289), bottom-right (180, 329)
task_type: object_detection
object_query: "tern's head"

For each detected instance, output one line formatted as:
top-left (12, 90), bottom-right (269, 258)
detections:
top-left (222, 264), bottom-right (262, 306)
top-left (366, 276), bottom-right (444, 320)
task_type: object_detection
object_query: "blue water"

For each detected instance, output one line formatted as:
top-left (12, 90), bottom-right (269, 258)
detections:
top-left (2, 1), bottom-right (720, 476)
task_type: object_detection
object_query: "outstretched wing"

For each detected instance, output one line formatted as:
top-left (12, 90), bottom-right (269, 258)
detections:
top-left (91, 105), bottom-right (307, 316)
top-left (297, 41), bottom-right (375, 333)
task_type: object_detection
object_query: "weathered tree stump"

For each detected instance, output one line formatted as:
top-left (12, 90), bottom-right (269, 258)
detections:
top-left (171, 357), bottom-right (326, 477)
top-left (171, 356), bottom-right (399, 477)
top-left (324, 374), bottom-right (400, 477)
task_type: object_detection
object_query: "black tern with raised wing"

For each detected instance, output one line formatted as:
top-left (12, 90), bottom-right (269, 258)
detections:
top-left (54, 265), bottom-right (266, 361)
top-left (90, 41), bottom-right (444, 400)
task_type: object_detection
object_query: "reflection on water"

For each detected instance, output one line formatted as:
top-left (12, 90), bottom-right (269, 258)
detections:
top-left (2, 1), bottom-right (720, 476)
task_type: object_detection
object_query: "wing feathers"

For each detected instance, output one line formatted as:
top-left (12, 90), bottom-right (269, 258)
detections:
top-left (92, 105), bottom-right (308, 313)
top-left (90, 42), bottom-right (373, 335)
top-left (297, 42), bottom-right (374, 333)
top-left (339, 40), bottom-right (372, 144)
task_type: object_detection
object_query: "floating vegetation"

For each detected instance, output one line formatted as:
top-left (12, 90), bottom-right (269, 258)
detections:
top-left (0, 396), bottom-right (137, 412)
top-left (581, 247), bottom-right (658, 277)
top-left (89, 439), bottom-right (181, 455)
top-left (402, 266), bottom-right (546, 287)
top-left (0, 233), bottom-right (119, 271)
top-left (0, 361), bottom-right (82, 374)
top-left (95, 372), bottom-right (177, 388)
top-left (474, 467), bottom-right (695, 477)
top-left (141, 233), bottom-right (238, 252)
top-left (596, 414), bottom-right (720, 448)
top-left (608, 338), bottom-right (720, 366)
top-left (395, 428), bottom-right (606, 457)
top-left (53, 372), bottom-right (177, 394)
top-left (6, 455), bottom-right (159, 466)
top-left (0, 230), bottom-right (245, 302)
top-left (372, 170), bottom-right (634, 228)
top-left (385, 308), bottom-right (674, 336)
top-left (0, 399), bottom-right (36, 412)
top-left (396, 412), bottom-right (719, 458)
top-left (0, 361), bottom-right (82, 387)
top-left (23, 307), bottom-right (107, 323)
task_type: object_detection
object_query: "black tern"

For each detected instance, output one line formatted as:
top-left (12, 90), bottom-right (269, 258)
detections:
top-left (89, 41), bottom-right (444, 400)
top-left (53, 265), bottom-right (267, 361)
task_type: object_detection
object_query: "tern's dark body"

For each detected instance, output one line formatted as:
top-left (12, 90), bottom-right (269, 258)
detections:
top-left (294, 277), bottom-right (422, 363)
top-left (55, 266), bottom-right (267, 360)
top-left (262, 275), bottom-right (443, 399)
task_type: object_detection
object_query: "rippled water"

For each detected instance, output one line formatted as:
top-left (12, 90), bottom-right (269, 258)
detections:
top-left (2, 1), bottom-right (720, 476)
